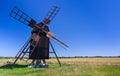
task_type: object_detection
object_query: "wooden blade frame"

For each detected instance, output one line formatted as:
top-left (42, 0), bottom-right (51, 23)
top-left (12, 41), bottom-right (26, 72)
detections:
top-left (10, 6), bottom-right (36, 26)
top-left (43, 6), bottom-right (60, 24)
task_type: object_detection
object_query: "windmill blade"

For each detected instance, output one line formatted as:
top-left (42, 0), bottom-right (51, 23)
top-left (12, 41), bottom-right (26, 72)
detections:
top-left (45, 6), bottom-right (60, 21)
top-left (10, 6), bottom-right (36, 27)
top-left (43, 6), bottom-right (60, 24)
top-left (50, 38), bottom-right (68, 50)
top-left (52, 36), bottom-right (69, 48)
top-left (53, 34), bottom-right (69, 47)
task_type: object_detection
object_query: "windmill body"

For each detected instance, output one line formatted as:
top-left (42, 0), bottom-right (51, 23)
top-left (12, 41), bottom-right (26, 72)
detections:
top-left (29, 22), bottom-right (50, 59)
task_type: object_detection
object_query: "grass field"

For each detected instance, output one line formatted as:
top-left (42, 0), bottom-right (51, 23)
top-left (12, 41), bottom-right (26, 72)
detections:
top-left (0, 58), bottom-right (120, 76)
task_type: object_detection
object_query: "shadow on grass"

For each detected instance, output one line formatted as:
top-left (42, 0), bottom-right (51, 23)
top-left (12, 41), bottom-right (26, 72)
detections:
top-left (0, 64), bottom-right (28, 69)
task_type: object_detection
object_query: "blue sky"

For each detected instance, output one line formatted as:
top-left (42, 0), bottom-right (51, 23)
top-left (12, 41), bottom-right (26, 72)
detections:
top-left (0, 0), bottom-right (120, 57)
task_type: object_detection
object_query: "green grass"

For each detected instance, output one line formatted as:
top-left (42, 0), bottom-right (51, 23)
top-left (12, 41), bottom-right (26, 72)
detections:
top-left (0, 63), bottom-right (120, 76)
top-left (0, 58), bottom-right (120, 76)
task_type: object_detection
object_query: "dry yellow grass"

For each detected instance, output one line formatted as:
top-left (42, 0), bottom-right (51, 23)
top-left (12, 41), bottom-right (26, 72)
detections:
top-left (47, 58), bottom-right (120, 65)
top-left (0, 58), bottom-right (120, 66)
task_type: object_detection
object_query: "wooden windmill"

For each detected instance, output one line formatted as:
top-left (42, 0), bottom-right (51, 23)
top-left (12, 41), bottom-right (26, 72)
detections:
top-left (10, 6), bottom-right (69, 67)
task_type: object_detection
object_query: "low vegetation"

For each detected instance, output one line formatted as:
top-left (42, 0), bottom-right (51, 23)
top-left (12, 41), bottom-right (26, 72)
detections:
top-left (0, 58), bottom-right (120, 76)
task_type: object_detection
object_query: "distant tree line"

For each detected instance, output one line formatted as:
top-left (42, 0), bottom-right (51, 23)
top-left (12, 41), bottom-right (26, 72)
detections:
top-left (73, 56), bottom-right (120, 58)
top-left (0, 56), bottom-right (120, 59)
top-left (0, 56), bottom-right (15, 59)
top-left (51, 56), bottom-right (120, 58)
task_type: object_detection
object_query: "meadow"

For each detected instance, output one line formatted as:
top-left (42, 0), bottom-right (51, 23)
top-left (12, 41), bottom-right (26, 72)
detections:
top-left (0, 58), bottom-right (120, 76)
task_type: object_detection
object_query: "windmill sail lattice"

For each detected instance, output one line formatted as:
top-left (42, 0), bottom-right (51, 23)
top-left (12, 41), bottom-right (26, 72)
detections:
top-left (44, 6), bottom-right (60, 22)
top-left (10, 6), bottom-right (36, 26)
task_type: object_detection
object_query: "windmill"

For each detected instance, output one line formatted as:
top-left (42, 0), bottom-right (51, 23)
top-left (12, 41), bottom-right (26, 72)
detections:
top-left (10, 6), bottom-right (69, 67)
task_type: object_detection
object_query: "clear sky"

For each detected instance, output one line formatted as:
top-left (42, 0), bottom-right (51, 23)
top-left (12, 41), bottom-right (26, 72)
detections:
top-left (0, 0), bottom-right (120, 57)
